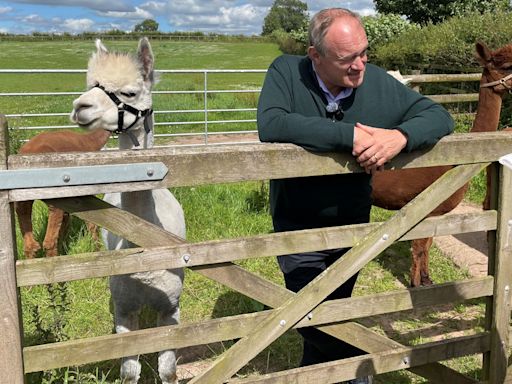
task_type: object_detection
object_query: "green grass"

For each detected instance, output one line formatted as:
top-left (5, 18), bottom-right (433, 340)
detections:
top-left (0, 40), bottom-right (278, 143)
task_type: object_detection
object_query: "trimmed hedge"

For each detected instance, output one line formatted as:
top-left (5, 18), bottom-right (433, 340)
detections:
top-left (371, 11), bottom-right (512, 72)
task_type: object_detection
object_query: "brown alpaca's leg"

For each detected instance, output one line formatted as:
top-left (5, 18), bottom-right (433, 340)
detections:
top-left (410, 239), bottom-right (421, 288)
top-left (15, 200), bottom-right (41, 259)
top-left (43, 205), bottom-right (69, 257)
top-left (411, 238), bottom-right (433, 287)
top-left (86, 222), bottom-right (101, 251)
top-left (420, 237), bottom-right (433, 286)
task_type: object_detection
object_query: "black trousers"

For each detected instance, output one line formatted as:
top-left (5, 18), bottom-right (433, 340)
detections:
top-left (278, 248), bottom-right (366, 366)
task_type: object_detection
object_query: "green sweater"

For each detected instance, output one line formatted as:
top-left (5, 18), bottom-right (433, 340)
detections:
top-left (257, 55), bottom-right (454, 231)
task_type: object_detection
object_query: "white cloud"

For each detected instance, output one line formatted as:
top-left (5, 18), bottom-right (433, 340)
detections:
top-left (0, 6), bottom-right (12, 14)
top-left (63, 18), bottom-right (95, 31)
top-left (22, 13), bottom-right (46, 23)
top-left (99, 6), bottom-right (153, 20)
top-left (164, 2), bottom-right (268, 34)
top-left (140, 1), bottom-right (166, 12)
top-left (306, 0), bottom-right (376, 16)
top-left (6, 0), bottom-right (133, 12)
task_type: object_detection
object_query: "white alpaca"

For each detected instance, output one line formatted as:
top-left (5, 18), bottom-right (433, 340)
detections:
top-left (70, 38), bottom-right (184, 384)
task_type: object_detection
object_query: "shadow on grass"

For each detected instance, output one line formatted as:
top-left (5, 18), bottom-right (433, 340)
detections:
top-left (374, 241), bottom-right (413, 287)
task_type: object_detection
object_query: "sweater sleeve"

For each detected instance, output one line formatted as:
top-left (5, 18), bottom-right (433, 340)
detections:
top-left (257, 57), bottom-right (355, 153)
top-left (395, 92), bottom-right (454, 152)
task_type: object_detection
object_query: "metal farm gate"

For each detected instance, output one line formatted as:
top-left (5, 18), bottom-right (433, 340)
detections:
top-left (2, 113), bottom-right (512, 383)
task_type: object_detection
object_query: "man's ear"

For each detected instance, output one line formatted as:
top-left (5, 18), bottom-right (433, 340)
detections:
top-left (308, 46), bottom-right (320, 63)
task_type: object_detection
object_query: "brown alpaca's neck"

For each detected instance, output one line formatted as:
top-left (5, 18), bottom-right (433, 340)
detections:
top-left (81, 128), bottom-right (111, 151)
top-left (471, 75), bottom-right (504, 133)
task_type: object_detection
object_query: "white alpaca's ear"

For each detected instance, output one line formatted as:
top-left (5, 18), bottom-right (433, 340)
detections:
top-left (387, 70), bottom-right (412, 86)
top-left (137, 37), bottom-right (154, 82)
top-left (95, 39), bottom-right (108, 55)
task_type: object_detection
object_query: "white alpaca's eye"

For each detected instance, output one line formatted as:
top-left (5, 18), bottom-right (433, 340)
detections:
top-left (120, 92), bottom-right (136, 98)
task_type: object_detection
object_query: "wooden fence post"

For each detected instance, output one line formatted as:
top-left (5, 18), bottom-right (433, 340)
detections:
top-left (0, 114), bottom-right (25, 383)
top-left (411, 69), bottom-right (421, 93)
top-left (488, 162), bottom-right (512, 383)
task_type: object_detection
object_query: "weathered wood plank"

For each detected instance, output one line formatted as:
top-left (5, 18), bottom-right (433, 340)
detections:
top-left (227, 333), bottom-right (489, 384)
top-left (322, 323), bottom-right (478, 384)
top-left (188, 163), bottom-right (488, 383)
top-left (0, 114), bottom-right (25, 384)
top-left (409, 73), bottom-right (481, 83)
top-left (46, 195), bottom-right (184, 246)
top-left (7, 132), bottom-right (512, 201)
top-left (16, 210), bottom-right (497, 287)
top-left (22, 277), bottom-right (492, 373)
top-left (307, 277), bottom-right (493, 328)
top-left (488, 164), bottom-right (512, 383)
top-left (429, 93), bottom-right (479, 103)
top-left (482, 163), bottom-right (500, 379)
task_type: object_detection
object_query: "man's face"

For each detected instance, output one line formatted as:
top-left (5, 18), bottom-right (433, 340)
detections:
top-left (309, 17), bottom-right (368, 94)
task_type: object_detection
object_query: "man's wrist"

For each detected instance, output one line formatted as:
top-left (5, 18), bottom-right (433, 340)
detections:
top-left (394, 128), bottom-right (408, 146)
top-left (394, 127), bottom-right (408, 140)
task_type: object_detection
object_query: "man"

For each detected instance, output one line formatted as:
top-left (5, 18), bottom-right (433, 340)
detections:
top-left (257, 7), bottom-right (454, 384)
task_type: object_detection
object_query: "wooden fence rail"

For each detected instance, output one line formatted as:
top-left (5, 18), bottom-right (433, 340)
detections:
top-left (2, 113), bottom-right (512, 383)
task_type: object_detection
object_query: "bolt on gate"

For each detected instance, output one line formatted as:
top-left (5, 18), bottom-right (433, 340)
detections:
top-left (1, 113), bottom-right (512, 383)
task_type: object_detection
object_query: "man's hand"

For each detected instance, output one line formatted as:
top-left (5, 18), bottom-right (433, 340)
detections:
top-left (353, 122), bottom-right (408, 174)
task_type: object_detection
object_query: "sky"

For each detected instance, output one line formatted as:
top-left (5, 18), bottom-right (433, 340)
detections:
top-left (0, 0), bottom-right (376, 35)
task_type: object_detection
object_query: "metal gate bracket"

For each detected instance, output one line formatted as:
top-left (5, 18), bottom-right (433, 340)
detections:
top-left (0, 162), bottom-right (168, 190)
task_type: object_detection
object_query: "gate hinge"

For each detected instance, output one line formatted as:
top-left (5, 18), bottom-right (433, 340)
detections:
top-left (0, 162), bottom-right (168, 190)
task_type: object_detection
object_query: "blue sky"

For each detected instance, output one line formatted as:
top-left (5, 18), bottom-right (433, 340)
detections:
top-left (0, 0), bottom-right (376, 35)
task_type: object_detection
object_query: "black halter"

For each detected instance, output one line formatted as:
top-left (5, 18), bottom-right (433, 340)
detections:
top-left (94, 84), bottom-right (153, 146)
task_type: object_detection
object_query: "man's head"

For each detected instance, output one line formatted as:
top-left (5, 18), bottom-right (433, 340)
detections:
top-left (308, 8), bottom-right (368, 94)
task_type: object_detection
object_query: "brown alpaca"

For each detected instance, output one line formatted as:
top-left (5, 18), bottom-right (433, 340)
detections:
top-left (15, 128), bottom-right (110, 258)
top-left (372, 41), bottom-right (512, 287)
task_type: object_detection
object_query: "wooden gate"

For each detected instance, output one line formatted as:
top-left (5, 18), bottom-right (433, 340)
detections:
top-left (2, 112), bottom-right (512, 383)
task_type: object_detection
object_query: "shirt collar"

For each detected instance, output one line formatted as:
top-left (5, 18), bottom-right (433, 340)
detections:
top-left (312, 62), bottom-right (353, 104)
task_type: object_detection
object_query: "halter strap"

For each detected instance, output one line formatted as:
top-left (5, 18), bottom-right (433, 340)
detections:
top-left (94, 84), bottom-right (153, 146)
top-left (480, 73), bottom-right (512, 90)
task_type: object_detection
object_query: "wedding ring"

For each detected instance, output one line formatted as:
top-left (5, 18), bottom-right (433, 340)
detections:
top-left (373, 155), bottom-right (378, 162)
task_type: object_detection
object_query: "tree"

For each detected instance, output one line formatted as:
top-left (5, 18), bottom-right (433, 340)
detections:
top-left (374, 0), bottom-right (510, 24)
top-left (134, 19), bottom-right (159, 33)
top-left (262, 0), bottom-right (308, 36)
top-left (362, 14), bottom-right (418, 49)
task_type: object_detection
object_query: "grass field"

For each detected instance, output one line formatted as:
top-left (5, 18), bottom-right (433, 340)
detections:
top-left (2, 39), bottom-right (489, 383)
top-left (0, 39), bottom-right (279, 145)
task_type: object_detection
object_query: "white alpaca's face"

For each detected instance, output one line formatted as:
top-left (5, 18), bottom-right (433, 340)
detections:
top-left (70, 39), bottom-right (154, 132)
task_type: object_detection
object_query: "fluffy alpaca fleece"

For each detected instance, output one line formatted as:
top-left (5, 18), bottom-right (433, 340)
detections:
top-left (71, 38), bottom-right (184, 384)
top-left (87, 47), bottom-right (143, 92)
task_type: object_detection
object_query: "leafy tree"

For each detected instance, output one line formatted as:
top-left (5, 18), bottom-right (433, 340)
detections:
top-left (363, 14), bottom-right (419, 49)
top-left (374, 0), bottom-right (510, 24)
top-left (262, 0), bottom-right (308, 36)
top-left (134, 19), bottom-right (159, 33)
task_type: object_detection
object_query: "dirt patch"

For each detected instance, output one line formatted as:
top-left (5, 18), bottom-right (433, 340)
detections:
top-left (162, 132), bottom-right (259, 147)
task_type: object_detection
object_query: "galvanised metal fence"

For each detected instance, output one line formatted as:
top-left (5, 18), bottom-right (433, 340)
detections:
top-left (0, 69), bottom-right (481, 147)
top-left (0, 69), bottom-right (266, 147)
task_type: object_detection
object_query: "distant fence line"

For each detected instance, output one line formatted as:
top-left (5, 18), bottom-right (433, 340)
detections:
top-left (0, 69), bottom-right (482, 146)
top-left (0, 34), bottom-right (268, 42)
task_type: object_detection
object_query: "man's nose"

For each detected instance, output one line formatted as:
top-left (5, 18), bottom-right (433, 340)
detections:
top-left (351, 55), bottom-right (366, 71)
